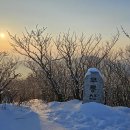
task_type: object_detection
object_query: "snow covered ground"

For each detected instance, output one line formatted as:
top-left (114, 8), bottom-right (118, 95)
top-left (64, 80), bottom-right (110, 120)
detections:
top-left (0, 99), bottom-right (130, 130)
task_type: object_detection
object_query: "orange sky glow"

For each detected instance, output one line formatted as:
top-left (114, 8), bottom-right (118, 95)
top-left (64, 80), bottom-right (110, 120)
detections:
top-left (0, 0), bottom-right (130, 53)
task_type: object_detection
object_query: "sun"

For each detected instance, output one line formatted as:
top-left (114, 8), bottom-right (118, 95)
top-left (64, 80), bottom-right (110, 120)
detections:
top-left (0, 32), bottom-right (5, 39)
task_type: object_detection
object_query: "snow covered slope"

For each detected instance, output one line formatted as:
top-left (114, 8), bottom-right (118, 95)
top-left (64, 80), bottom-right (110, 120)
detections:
top-left (0, 100), bottom-right (130, 130)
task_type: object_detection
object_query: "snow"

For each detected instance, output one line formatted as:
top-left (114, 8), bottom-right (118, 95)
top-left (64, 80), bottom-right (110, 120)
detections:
top-left (0, 99), bottom-right (130, 130)
top-left (85, 68), bottom-right (102, 77)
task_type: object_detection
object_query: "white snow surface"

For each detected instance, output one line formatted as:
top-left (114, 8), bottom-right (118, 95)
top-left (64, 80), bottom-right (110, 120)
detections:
top-left (85, 68), bottom-right (102, 77)
top-left (0, 99), bottom-right (130, 130)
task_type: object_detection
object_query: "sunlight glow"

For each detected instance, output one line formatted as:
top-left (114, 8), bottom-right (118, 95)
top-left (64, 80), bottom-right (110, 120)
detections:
top-left (0, 32), bottom-right (5, 39)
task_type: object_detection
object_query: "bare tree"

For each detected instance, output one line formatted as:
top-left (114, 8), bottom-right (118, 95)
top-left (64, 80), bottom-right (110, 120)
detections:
top-left (0, 52), bottom-right (19, 102)
top-left (9, 26), bottom-right (120, 102)
top-left (55, 31), bottom-right (119, 99)
top-left (121, 26), bottom-right (130, 39)
top-left (9, 26), bottom-right (64, 101)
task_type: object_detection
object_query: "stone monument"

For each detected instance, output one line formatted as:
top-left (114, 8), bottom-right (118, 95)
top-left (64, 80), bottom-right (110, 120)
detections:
top-left (83, 68), bottom-right (104, 104)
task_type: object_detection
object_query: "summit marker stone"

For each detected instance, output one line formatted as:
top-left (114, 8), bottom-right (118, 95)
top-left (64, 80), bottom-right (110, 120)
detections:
top-left (83, 68), bottom-right (104, 104)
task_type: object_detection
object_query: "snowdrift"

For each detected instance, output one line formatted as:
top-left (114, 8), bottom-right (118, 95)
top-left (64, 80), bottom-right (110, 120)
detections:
top-left (0, 100), bottom-right (130, 130)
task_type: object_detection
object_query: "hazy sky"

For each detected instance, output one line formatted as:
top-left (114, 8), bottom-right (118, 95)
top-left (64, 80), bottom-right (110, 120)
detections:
top-left (0, 0), bottom-right (130, 51)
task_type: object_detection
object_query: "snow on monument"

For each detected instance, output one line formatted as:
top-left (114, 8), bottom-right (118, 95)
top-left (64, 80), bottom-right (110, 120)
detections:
top-left (83, 68), bottom-right (104, 104)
